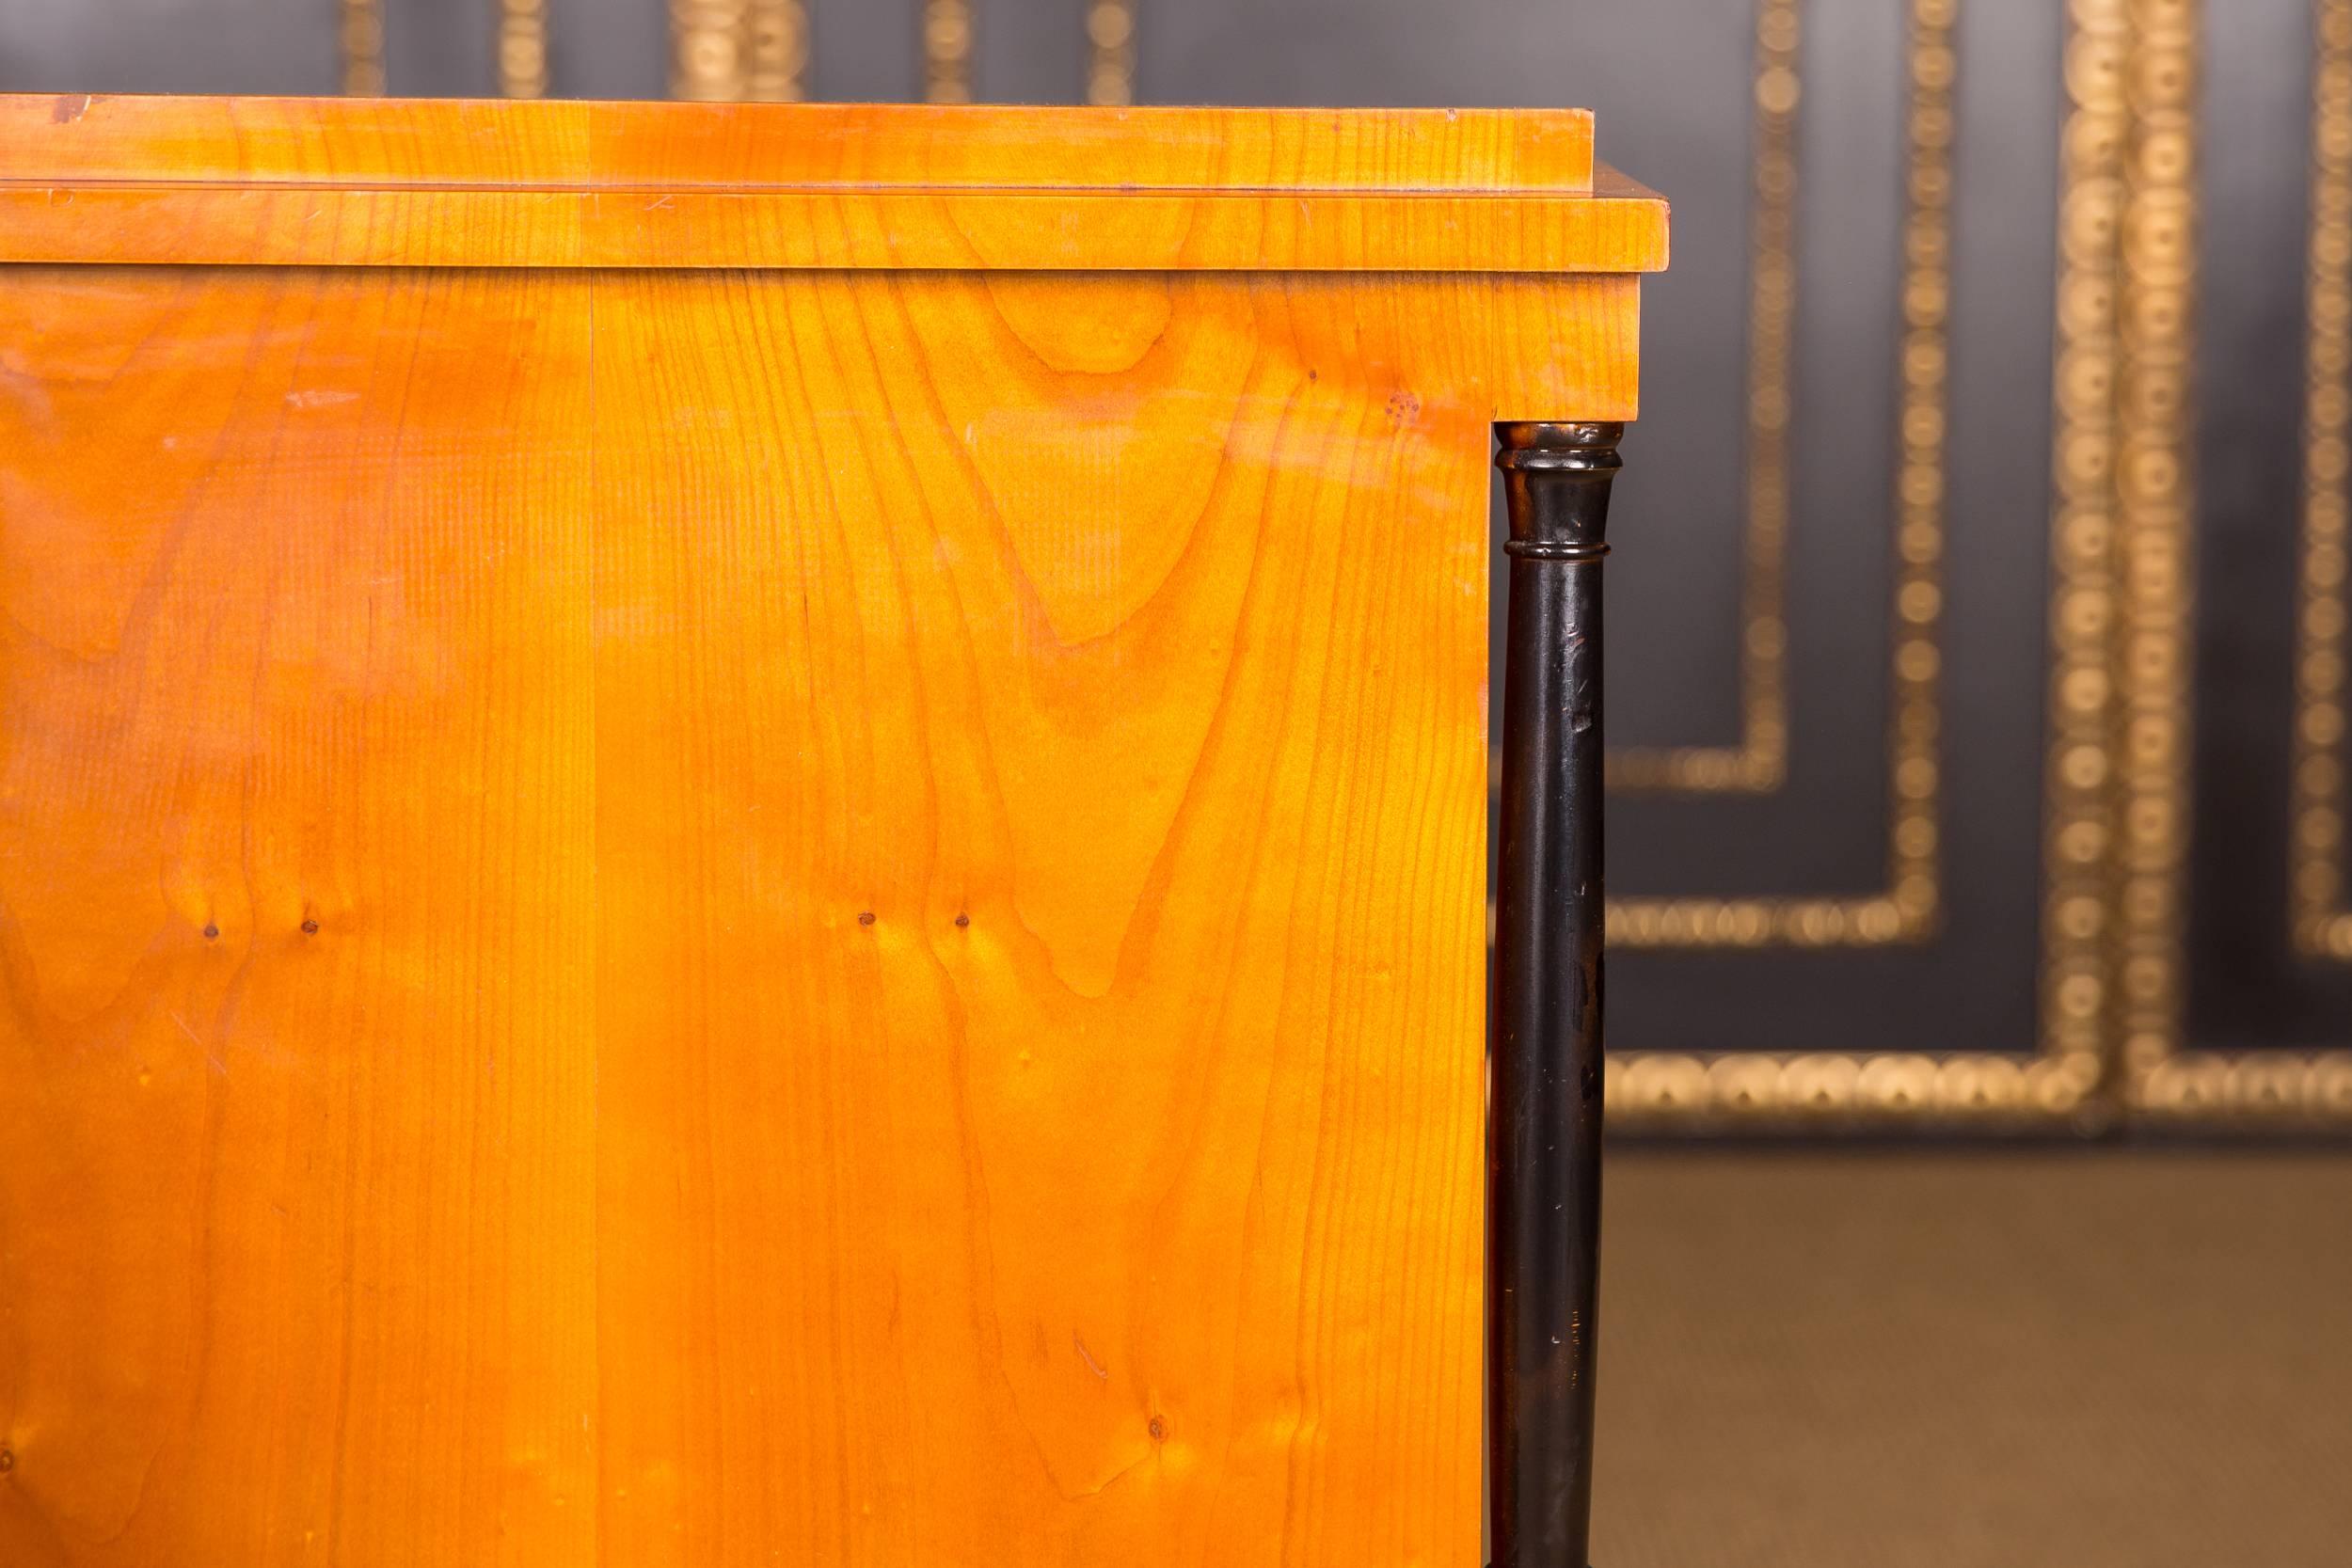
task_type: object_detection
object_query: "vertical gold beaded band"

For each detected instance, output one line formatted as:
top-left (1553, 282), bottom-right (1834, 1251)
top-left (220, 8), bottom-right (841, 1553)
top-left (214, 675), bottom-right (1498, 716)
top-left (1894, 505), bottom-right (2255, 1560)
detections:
top-left (500, 0), bottom-right (548, 98)
top-left (1885, 0), bottom-right (1958, 942)
top-left (1608, 0), bottom-right (1795, 795)
top-left (1618, 0), bottom-right (2098, 1123)
top-left (747, 0), bottom-right (810, 101)
top-left (1605, 0), bottom-right (1951, 953)
top-left (2111, 0), bottom-right (2198, 1088)
top-left (2126, 0), bottom-right (2352, 1119)
top-left (924, 0), bottom-right (974, 103)
top-left (2295, 0), bottom-right (2352, 960)
top-left (1087, 1), bottom-right (1136, 106)
top-left (2040, 0), bottom-right (2129, 1084)
top-left (675, 0), bottom-right (748, 101)
top-left (342, 0), bottom-right (385, 95)
top-left (674, 0), bottom-right (803, 100)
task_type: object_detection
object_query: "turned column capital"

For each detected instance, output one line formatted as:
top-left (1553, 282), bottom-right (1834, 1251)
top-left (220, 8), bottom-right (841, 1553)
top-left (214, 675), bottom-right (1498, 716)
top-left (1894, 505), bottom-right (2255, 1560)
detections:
top-left (1496, 421), bottom-right (1624, 561)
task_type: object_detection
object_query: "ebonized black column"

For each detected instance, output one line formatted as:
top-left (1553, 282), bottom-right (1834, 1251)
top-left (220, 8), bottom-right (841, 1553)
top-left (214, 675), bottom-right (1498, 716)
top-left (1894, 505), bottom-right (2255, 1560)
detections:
top-left (1488, 420), bottom-right (1621, 1568)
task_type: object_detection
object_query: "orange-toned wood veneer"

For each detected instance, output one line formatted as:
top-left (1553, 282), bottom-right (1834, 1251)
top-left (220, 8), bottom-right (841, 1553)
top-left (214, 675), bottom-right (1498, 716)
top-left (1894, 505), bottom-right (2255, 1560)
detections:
top-left (0, 97), bottom-right (1661, 1568)
top-left (0, 95), bottom-right (1666, 273)
top-left (0, 96), bottom-right (1601, 190)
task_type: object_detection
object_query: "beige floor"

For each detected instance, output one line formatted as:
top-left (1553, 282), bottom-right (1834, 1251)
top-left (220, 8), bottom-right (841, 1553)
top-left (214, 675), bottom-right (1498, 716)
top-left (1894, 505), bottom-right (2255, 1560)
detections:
top-left (1589, 1151), bottom-right (2352, 1568)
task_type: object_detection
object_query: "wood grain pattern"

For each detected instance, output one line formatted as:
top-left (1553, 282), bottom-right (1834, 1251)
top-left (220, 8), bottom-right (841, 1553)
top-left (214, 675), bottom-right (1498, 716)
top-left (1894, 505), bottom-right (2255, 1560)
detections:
top-left (0, 267), bottom-right (601, 1565)
top-left (0, 92), bottom-right (1661, 1568)
top-left (0, 96), bottom-right (1597, 192)
top-left (0, 97), bottom-right (1665, 275)
top-left (0, 182), bottom-right (1668, 274)
top-left (0, 257), bottom-right (1637, 1566)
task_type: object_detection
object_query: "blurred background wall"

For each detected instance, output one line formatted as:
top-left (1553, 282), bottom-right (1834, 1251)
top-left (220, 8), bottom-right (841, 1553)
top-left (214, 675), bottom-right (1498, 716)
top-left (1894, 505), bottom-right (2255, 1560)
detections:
top-left (5, 0), bottom-right (2347, 1136)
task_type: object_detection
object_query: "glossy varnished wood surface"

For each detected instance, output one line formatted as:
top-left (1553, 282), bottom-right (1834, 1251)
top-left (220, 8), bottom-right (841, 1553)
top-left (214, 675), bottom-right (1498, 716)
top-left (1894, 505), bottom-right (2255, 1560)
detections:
top-left (0, 261), bottom-right (1634, 1565)
top-left (0, 97), bottom-right (1598, 191)
top-left (0, 97), bottom-right (1667, 273)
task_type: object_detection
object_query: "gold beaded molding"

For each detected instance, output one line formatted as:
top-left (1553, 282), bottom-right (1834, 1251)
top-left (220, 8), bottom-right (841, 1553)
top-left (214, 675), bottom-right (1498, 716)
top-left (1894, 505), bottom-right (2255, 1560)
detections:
top-left (925, 0), bottom-right (974, 103)
top-left (1087, 1), bottom-right (1136, 106)
top-left (2293, 0), bottom-right (2352, 963)
top-left (1609, 0), bottom-right (1794, 797)
top-left (747, 0), bottom-right (809, 99)
top-left (674, 0), bottom-right (746, 99)
top-left (1604, 0), bottom-right (1951, 953)
top-left (2037, 0), bottom-right (2131, 1092)
top-left (2136, 0), bottom-right (2352, 1121)
top-left (1610, 0), bottom-right (2106, 1122)
top-left (341, 0), bottom-right (384, 96)
top-left (674, 0), bottom-right (807, 101)
top-left (2110, 0), bottom-right (2198, 1091)
top-left (1606, 1051), bottom-right (2098, 1123)
top-left (500, 0), bottom-right (548, 99)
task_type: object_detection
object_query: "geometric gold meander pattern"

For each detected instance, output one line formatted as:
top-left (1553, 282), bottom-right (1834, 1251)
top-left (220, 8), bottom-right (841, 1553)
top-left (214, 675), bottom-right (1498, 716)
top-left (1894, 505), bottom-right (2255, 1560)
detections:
top-left (1609, 0), bottom-right (2106, 1121)
top-left (2133, 0), bottom-right (2352, 1120)
top-left (2111, 0), bottom-right (2352, 1120)
top-left (1613, 0), bottom-right (2348, 1125)
top-left (1607, 0), bottom-right (2090, 1116)
top-left (1607, 0), bottom-right (1796, 798)
top-left (1604, 0), bottom-right (1950, 954)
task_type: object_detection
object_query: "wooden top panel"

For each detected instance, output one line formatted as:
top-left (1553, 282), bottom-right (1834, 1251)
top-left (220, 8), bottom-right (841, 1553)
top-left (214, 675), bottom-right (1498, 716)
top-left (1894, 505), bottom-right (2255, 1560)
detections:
top-left (0, 95), bottom-right (1595, 192)
top-left (0, 95), bottom-right (1666, 274)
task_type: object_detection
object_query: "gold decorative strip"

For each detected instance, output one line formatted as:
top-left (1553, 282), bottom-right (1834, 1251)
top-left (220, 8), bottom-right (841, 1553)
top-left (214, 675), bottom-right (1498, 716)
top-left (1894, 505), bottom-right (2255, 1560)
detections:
top-left (342, 0), bottom-right (384, 96)
top-left (1884, 0), bottom-right (1956, 943)
top-left (2111, 0), bottom-right (2197, 1085)
top-left (1606, 0), bottom-right (2103, 1122)
top-left (2135, 1051), bottom-right (2352, 1116)
top-left (2037, 0), bottom-right (2128, 1082)
top-left (674, 0), bottom-right (749, 100)
top-left (1609, 0), bottom-right (1793, 795)
top-left (748, 0), bottom-right (810, 101)
top-left (2137, 0), bottom-right (2352, 1122)
top-left (1087, 1), bottom-right (1136, 107)
top-left (925, 0), bottom-right (975, 103)
top-left (1605, 0), bottom-right (1950, 952)
top-left (2294, 0), bottom-right (2352, 961)
top-left (500, 0), bottom-right (548, 99)
top-left (1606, 1052), bottom-right (2096, 1121)
top-left (674, 0), bottom-right (804, 102)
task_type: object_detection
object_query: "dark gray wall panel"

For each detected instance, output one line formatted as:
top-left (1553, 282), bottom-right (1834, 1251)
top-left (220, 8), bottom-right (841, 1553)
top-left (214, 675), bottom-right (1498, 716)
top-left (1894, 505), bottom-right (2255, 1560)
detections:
top-left (0, 0), bottom-right (338, 94)
top-left (2190, 0), bottom-right (2352, 1054)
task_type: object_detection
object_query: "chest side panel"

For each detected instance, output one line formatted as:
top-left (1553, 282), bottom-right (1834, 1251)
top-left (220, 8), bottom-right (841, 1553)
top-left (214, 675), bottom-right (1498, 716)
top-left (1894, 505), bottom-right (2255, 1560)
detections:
top-left (0, 264), bottom-right (1627, 1567)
